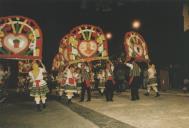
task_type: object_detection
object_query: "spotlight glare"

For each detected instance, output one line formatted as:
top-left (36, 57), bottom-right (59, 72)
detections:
top-left (106, 32), bottom-right (112, 39)
top-left (132, 20), bottom-right (141, 29)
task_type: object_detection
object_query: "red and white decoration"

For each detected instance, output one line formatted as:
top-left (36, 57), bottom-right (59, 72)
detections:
top-left (124, 31), bottom-right (149, 62)
top-left (0, 16), bottom-right (43, 59)
top-left (52, 24), bottom-right (109, 70)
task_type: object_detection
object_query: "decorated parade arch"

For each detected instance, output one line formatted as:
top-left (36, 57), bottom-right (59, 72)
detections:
top-left (52, 24), bottom-right (109, 70)
top-left (124, 31), bottom-right (149, 62)
top-left (0, 16), bottom-right (43, 60)
top-left (0, 16), bottom-right (44, 93)
top-left (52, 24), bottom-right (112, 99)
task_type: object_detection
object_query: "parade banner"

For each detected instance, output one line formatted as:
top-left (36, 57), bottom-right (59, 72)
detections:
top-left (0, 16), bottom-right (43, 59)
top-left (124, 31), bottom-right (149, 62)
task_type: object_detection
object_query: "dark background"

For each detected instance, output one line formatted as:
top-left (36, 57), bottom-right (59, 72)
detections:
top-left (0, 0), bottom-right (186, 70)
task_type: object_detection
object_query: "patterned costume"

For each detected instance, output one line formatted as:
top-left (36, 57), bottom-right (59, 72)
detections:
top-left (126, 60), bottom-right (141, 101)
top-left (105, 63), bottom-right (114, 101)
top-left (56, 69), bottom-right (66, 99)
top-left (29, 62), bottom-right (49, 111)
top-left (63, 67), bottom-right (77, 102)
top-left (144, 64), bottom-right (160, 97)
top-left (80, 64), bottom-right (91, 102)
top-left (75, 70), bottom-right (82, 95)
top-left (97, 70), bottom-right (106, 94)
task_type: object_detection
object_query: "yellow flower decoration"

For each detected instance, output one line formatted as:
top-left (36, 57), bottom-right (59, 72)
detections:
top-left (59, 47), bottom-right (63, 53)
top-left (28, 33), bottom-right (35, 41)
top-left (35, 48), bottom-right (40, 56)
top-left (34, 29), bottom-right (40, 37)
top-left (0, 31), bottom-right (5, 38)
top-left (96, 35), bottom-right (105, 44)
top-left (69, 36), bottom-right (78, 48)
top-left (102, 51), bottom-right (108, 57)
top-left (69, 36), bottom-right (78, 47)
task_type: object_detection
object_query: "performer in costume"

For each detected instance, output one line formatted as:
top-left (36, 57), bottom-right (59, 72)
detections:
top-left (105, 62), bottom-right (115, 101)
top-left (144, 63), bottom-right (160, 97)
top-left (64, 65), bottom-right (77, 103)
top-left (75, 67), bottom-right (82, 95)
top-left (28, 61), bottom-right (49, 111)
top-left (80, 63), bottom-right (92, 102)
top-left (125, 58), bottom-right (141, 101)
top-left (97, 69), bottom-right (106, 95)
top-left (56, 67), bottom-right (67, 100)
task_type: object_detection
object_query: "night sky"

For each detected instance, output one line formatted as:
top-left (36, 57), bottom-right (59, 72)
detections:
top-left (0, 0), bottom-right (184, 70)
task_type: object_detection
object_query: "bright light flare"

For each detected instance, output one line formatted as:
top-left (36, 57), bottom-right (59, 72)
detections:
top-left (132, 20), bottom-right (141, 29)
top-left (106, 32), bottom-right (112, 39)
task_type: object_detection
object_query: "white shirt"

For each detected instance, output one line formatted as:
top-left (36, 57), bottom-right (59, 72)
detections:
top-left (148, 67), bottom-right (156, 79)
top-left (29, 68), bottom-right (47, 87)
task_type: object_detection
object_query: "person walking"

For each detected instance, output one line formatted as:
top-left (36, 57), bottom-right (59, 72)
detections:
top-left (125, 58), bottom-right (141, 101)
top-left (144, 63), bottom-right (160, 97)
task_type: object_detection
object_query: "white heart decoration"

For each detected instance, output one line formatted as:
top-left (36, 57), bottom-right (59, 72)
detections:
top-left (78, 40), bottom-right (97, 57)
top-left (3, 34), bottom-right (29, 54)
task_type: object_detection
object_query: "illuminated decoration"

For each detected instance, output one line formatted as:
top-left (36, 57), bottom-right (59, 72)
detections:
top-left (69, 24), bottom-right (109, 62)
top-left (57, 24), bottom-right (109, 66)
top-left (124, 31), bottom-right (149, 62)
top-left (0, 16), bottom-right (43, 59)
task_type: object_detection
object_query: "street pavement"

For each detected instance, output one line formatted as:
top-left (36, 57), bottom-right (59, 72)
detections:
top-left (1, 90), bottom-right (189, 128)
top-left (72, 90), bottom-right (189, 128)
top-left (0, 94), bottom-right (98, 128)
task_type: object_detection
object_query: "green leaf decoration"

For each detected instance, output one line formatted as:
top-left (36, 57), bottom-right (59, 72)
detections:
top-left (15, 22), bottom-right (21, 33)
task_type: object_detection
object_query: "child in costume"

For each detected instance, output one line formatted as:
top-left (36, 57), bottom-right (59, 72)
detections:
top-left (97, 69), bottom-right (106, 95)
top-left (28, 61), bottom-right (49, 111)
top-left (56, 67), bottom-right (67, 100)
top-left (63, 65), bottom-right (77, 103)
top-left (144, 64), bottom-right (160, 97)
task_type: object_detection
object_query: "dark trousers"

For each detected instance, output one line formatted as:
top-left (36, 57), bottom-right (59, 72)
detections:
top-left (80, 82), bottom-right (91, 101)
top-left (105, 80), bottom-right (114, 101)
top-left (116, 80), bottom-right (124, 92)
top-left (130, 76), bottom-right (140, 100)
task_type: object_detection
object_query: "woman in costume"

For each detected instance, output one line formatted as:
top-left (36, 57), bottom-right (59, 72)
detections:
top-left (28, 61), bottom-right (49, 111)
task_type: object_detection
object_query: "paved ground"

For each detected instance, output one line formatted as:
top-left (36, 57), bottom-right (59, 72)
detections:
top-left (1, 90), bottom-right (189, 128)
top-left (0, 94), bottom-right (98, 128)
top-left (72, 90), bottom-right (189, 128)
